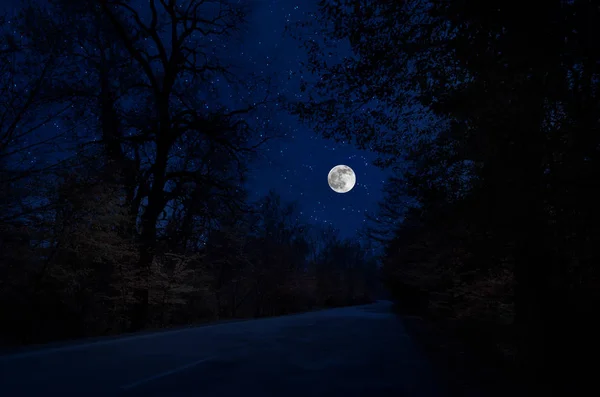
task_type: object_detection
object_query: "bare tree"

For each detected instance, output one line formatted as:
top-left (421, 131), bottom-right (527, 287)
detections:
top-left (0, 9), bottom-right (75, 226)
top-left (93, 0), bottom-right (280, 330)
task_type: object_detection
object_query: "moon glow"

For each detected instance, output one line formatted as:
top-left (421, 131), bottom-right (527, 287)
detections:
top-left (328, 165), bottom-right (356, 193)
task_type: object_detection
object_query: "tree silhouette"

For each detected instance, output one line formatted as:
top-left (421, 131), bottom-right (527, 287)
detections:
top-left (0, 0), bottom-right (380, 348)
top-left (291, 0), bottom-right (600, 393)
top-left (14, 0), bottom-right (279, 331)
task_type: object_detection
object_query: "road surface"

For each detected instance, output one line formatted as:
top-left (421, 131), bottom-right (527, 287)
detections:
top-left (0, 301), bottom-right (448, 397)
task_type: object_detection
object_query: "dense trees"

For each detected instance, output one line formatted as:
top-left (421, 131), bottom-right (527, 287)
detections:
top-left (0, 0), bottom-right (377, 347)
top-left (292, 0), bottom-right (600, 394)
top-left (1, 4), bottom-right (596, 394)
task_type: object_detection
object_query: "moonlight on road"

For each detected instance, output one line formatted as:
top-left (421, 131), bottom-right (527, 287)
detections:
top-left (328, 165), bottom-right (356, 193)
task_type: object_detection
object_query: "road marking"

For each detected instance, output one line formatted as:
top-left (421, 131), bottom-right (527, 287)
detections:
top-left (120, 356), bottom-right (215, 390)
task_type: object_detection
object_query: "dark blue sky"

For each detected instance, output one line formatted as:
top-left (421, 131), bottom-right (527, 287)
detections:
top-left (2, 0), bottom-right (390, 240)
top-left (241, 0), bottom-right (389, 239)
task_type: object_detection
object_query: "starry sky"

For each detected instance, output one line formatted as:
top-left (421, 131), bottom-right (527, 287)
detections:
top-left (2, 0), bottom-right (390, 241)
top-left (240, 0), bottom-right (389, 239)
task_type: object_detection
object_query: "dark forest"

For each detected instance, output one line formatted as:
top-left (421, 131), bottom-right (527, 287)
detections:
top-left (1, 0), bottom-right (598, 396)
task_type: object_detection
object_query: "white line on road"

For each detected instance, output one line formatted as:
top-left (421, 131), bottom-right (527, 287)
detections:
top-left (120, 356), bottom-right (216, 390)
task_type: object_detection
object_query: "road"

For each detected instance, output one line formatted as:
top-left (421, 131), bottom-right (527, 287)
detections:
top-left (0, 301), bottom-right (448, 397)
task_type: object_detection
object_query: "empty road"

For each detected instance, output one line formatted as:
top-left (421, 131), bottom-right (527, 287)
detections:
top-left (0, 301), bottom-right (448, 397)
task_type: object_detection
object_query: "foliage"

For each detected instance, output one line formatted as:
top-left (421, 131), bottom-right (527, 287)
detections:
top-left (0, 1), bottom-right (379, 347)
top-left (290, 0), bottom-right (600, 392)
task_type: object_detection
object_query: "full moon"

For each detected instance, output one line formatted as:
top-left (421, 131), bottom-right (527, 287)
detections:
top-left (328, 165), bottom-right (356, 193)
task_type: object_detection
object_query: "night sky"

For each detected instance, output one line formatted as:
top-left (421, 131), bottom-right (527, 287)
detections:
top-left (2, 0), bottom-right (390, 240)
top-left (232, 0), bottom-right (389, 239)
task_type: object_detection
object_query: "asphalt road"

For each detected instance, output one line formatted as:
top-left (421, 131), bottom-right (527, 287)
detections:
top-left (0, 301), bottom-right (448, 397)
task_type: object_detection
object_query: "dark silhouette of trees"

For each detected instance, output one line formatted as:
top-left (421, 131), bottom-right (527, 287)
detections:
top-left (200, 190), bottom-right (375, 319)
top-left (291, 0), bottom-right (600, 394)
top-left (0, 0), bottom-right (379, 348)
top-left (16, 0), bottom-right (278, 331)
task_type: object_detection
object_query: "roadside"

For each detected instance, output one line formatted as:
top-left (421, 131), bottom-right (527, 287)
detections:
top-left (0, 301), bottom-right (448, 396)
top-left (0, 300), bottom-right (374, 357)
top-left (393, 304), bottom-right (520, 397)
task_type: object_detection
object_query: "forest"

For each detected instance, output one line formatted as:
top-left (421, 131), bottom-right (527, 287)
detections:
top-left (0, 0), bottom-right (378, 348)
top-left (1, 0), bottom-right (598, 395)
top-left (293, 0), bottom-right (599, 394)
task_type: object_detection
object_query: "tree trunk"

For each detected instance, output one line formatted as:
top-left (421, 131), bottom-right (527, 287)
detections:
top-left (129, 246), bottom-right (152, 332)
top-left (129, 133), bottom-right (169, 331)
top-left (509, 86), bottom-right (565, 394)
